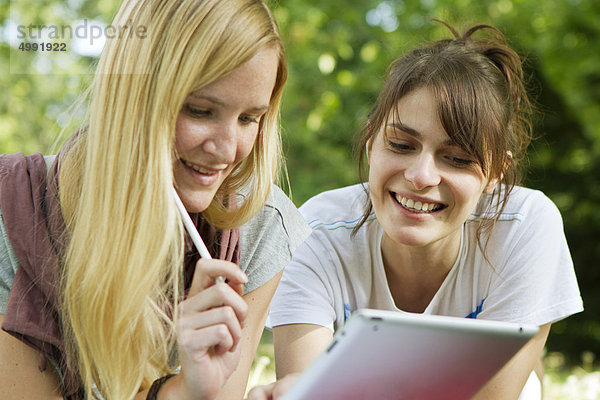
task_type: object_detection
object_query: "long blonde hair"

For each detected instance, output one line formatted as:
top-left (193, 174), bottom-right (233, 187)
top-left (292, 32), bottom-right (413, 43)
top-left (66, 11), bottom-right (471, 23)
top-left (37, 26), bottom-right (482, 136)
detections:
top-left (58, 0), bottom-right (287, 398)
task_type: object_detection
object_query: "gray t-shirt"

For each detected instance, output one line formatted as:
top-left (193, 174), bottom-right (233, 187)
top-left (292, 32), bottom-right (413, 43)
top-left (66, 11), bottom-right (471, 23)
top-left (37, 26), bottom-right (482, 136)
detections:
top-left (0, 206), bottom-right (19, 314)
top-left (239, 184), bottom-right (312, 293)
top-left (0, 181), bottom-right (311, 313)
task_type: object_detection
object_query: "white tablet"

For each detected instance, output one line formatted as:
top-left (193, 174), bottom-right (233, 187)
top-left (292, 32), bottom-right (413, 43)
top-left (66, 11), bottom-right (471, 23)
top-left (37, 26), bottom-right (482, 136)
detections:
top-left (281, 309), bottom-right (538, 400)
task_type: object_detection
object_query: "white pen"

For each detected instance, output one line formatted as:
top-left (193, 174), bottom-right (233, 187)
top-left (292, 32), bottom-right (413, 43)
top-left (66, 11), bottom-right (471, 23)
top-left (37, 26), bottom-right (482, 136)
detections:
top-left (171, 187), bottom-right (225, 284)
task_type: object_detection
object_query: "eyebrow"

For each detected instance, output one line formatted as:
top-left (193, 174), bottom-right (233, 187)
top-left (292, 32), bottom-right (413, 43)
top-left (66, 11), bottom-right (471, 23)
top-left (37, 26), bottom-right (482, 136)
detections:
top-left (247, 105), bottom-right (270, 114)
top-left (190, 93), bottom-right (225, 106)
top-left (189, 93), bottom-right (269, 114)
top-left (387, 121), bottom-right (420, 138)
top-left (386, 121), bottom-right (456, 147)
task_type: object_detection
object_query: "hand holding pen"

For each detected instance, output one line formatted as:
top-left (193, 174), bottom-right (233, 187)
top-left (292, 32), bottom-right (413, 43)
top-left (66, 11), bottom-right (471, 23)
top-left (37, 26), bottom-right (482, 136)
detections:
top-left (167, 188), bottom-right (249, 399)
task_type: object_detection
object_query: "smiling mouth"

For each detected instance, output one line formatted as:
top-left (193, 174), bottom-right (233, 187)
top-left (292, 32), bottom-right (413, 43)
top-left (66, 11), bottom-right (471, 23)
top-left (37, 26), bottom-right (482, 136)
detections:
top-left (181, 159), bottom-right (219, 175)
top-left (391, 192), bottom-right (446, 213)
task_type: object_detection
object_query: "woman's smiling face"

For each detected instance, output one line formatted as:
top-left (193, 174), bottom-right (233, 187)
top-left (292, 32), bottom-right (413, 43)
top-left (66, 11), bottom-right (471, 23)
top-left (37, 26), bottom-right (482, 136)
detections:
top-left (368, 87), bottom-right (493, 250)
top-left (173, 47), bottom-right (279, 213)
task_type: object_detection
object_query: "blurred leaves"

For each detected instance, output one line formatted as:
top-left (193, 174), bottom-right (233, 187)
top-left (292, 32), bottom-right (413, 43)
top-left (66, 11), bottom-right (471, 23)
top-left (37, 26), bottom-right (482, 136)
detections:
top-left (1, 0), bottom-right (599, 364)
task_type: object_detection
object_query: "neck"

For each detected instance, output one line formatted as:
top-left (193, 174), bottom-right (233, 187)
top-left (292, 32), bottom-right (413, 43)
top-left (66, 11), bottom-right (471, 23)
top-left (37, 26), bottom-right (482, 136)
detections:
top-left (380, 230), bottom-right (462, 313)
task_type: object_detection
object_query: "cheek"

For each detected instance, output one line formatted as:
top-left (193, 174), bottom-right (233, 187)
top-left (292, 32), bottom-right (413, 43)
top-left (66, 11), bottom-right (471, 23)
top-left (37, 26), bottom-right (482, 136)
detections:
top-left (368, 149), bottom-right (394, 185)
top-left (174, 116), bottom-right (191, 154)
top-left (452, 176), bottom-right (487, 209)
top-left (236, 128), bottom-right (260, 162)
top-left (174, 113), bottom-right (212, 155)
top-left (367, 157), bottom-right (390, 208)
top-left (367, 160), bottom-right (380, 189)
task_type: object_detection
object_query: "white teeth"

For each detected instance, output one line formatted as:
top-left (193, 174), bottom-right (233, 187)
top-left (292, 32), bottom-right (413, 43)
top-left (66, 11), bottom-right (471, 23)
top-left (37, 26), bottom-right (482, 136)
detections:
top-left (393, 194), bottom-right (442, 213)
top-left (182, 159), bottom-right (216, 174)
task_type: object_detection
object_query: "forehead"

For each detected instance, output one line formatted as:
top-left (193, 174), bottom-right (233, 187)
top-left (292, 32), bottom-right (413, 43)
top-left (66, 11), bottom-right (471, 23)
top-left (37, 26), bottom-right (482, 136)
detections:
top-left (189, 47), bottom-right (279, 107)
top-left (385, 88), bottom-right (450, 142)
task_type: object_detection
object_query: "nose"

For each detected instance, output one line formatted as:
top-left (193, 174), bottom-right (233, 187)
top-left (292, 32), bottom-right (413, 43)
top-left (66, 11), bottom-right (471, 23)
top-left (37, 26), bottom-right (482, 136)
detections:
top-left (201, 120), bottom-right (237, 165)
top-left (404, 153), bottom-right (441, 190)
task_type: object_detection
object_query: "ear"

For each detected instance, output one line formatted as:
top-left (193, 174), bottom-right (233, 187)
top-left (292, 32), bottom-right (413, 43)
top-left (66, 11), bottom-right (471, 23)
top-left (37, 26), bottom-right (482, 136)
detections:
top-left (365, 137), bottom-right (373, 165)
top-left (365, 120), bottom-right (374, 164)
top-left (505, 150), bottom-right (513, 166)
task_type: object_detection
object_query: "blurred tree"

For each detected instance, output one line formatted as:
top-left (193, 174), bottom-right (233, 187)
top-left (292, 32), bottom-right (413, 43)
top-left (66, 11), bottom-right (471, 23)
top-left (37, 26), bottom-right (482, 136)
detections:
top-left (0, 0), bottom-right (120, 153)
top-left (1, 0), bottom-right (598, 365)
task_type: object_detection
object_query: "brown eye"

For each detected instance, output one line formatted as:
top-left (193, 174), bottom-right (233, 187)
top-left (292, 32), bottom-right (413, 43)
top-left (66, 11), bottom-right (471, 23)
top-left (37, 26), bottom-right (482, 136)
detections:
top-left (389, 141), bottom-right (412, 151)
top-left (239, 115), bottom-right (259, 125)
top-left (447, 155), bottom-right (476, 167)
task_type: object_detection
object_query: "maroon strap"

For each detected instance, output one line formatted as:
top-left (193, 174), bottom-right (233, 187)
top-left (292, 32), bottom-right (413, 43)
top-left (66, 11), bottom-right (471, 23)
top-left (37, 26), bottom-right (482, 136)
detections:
top-left (183, 212), bottom-right (240, 292)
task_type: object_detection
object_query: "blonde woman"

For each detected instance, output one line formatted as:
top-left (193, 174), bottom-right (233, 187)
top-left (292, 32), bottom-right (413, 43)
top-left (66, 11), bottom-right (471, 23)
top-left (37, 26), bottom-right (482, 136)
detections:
top-left (0, 0), bottom-right (310, 399)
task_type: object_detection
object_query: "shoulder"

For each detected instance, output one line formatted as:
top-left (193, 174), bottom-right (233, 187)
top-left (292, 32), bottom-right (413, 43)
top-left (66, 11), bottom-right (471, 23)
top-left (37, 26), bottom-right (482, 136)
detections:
top-left (464, 187), bottom-right (582, 324)
top-left (239, 184), bottom-right (311, 259)
top-left (502, 186), bottom-right (559, 214)
top-left (504, 186), bottom-right (563, 231)
top-left (293, 184), bottom-right (378, 272)
top-left (299, 183), bottom-right (370, 230)
top-left (238, 185), bottom-right (311, 292)
top-left (473, 185), bottom-right (563, 230)
top-left (466, 185), bottom-right (568, 265)
top-left (264, 184), bottom-right (303, 222)
top-left (241, 185), bottom-right (311, 244)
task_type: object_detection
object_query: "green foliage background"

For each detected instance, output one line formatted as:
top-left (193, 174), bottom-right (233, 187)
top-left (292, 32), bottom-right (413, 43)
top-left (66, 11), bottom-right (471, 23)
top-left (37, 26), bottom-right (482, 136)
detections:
top-left (1, 0), bottom-right (598, 365)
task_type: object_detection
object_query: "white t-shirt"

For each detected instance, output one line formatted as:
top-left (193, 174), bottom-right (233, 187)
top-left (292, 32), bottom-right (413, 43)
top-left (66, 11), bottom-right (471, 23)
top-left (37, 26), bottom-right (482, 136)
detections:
top-left (268, 183), bottom-right (583, 399)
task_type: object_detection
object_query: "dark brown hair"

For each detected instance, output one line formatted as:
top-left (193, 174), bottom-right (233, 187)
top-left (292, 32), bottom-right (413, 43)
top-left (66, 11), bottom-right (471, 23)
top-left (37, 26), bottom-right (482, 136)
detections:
top-left (354, 20), bottom-right (534, 241)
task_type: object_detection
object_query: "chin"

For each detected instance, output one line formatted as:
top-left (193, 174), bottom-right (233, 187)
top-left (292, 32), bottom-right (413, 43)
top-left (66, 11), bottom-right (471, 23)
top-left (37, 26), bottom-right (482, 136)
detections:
top-left (386, 229), bottom-right (433, 248)
top-left (179, 191), bottom-right (214, 213)
top-left (186, 204), bottom-right (210, 214)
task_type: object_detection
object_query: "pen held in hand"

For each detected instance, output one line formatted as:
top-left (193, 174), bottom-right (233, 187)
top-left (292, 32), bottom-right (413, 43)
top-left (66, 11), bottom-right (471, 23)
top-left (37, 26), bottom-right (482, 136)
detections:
top-left (171, 187), bottom-right (225, 284)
